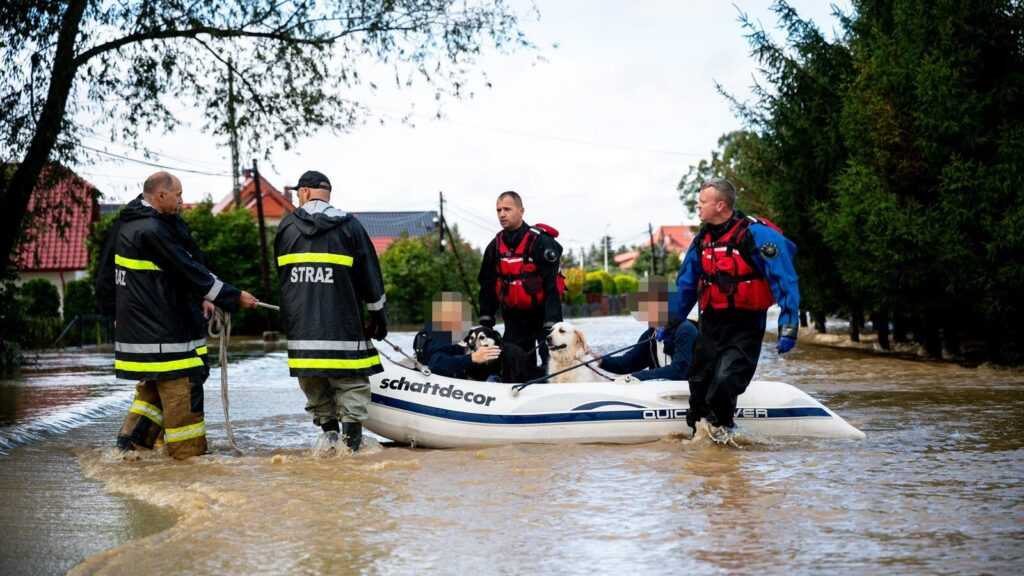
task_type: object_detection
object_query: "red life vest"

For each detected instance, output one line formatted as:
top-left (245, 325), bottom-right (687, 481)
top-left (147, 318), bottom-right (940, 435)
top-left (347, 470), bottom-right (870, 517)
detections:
top-left (698, 216), bottom-right (775, 312)
top-left (494, 224), bottom-right (566, 310)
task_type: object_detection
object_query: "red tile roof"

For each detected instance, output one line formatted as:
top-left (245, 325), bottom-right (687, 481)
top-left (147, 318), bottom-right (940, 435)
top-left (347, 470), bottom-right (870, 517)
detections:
top-left (653, 225), bottom-right (695, 253)
top-left (213, 173), bottom-right (295, 219)
top-left (372, 237), bottom-right (396, 254)
top-left (15, 167), bottom-right (99, 272)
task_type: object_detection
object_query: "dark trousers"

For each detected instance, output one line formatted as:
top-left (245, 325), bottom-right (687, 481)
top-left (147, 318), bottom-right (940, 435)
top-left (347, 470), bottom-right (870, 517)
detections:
top-left (687, 309), bottom-right (766, 429)
top-left (501, 307), bottom-right (549, 372)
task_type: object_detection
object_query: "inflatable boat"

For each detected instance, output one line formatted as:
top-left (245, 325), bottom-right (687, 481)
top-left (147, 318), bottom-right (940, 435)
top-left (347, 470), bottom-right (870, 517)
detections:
top-left (365, 357), bottom-right (865, 448)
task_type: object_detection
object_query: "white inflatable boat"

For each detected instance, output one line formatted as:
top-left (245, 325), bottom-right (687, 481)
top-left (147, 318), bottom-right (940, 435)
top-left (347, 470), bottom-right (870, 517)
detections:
top-left (365, 357), bottom-right (865, 448)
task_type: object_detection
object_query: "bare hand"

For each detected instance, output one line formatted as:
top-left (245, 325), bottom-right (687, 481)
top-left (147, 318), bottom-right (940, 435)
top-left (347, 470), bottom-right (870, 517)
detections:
top-left (471, 345), bottom-right (501, 364)
top-left (202, 300), bottom-right (216, 319)
top-left (239, 291), bottom-right (259, 309)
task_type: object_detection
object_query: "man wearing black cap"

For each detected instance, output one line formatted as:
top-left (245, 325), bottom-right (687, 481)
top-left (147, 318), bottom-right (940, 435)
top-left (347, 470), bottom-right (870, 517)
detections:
top-left (274, 171), bottom-right (388, 453)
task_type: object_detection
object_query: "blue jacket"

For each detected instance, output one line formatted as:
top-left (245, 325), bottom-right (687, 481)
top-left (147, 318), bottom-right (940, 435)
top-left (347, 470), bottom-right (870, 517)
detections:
top-left (600, 321), bottom-right (697, 381)
top-left (417, 329), bottom-right (474, 379)
top-left (674, 215), bottom-right (801, 338)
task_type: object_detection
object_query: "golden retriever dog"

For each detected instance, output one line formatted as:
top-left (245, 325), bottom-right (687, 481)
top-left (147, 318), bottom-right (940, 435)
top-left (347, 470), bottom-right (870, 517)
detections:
top-left (545, 321), bottom-right (593, 383)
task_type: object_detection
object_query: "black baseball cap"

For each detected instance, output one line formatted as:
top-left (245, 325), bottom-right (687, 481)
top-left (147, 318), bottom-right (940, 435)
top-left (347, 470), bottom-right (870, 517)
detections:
top-left (292, 170), bottom-right (332, 191)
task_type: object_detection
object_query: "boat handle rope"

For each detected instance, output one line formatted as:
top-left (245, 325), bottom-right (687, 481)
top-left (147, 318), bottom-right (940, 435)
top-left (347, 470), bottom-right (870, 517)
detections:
top-left (380, 337), bottom-right (432, 376)
top-left (511, 336), bottom-right (655, 395)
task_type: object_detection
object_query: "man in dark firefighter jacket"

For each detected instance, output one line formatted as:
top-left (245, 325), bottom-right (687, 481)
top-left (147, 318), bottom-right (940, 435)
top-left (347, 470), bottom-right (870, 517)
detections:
top-left (275, 171), bottom-right (388, 453)
top-left (97, 171), bottom-right (257, 460)
top-left (478, 191), bottom-right (564, 373)
top-left (676, 178), bottom-right (800, 445)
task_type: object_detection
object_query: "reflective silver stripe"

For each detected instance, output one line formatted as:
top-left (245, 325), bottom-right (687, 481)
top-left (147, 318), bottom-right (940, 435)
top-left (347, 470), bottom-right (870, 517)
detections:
top-left (205, 276), bottom-right (224, 301)
top-left (287, 340), bottom-right (373, 351)
top-left (115, 339), bottom-right (207, 353)
top-left (366, 294), bottom-right (387, 311)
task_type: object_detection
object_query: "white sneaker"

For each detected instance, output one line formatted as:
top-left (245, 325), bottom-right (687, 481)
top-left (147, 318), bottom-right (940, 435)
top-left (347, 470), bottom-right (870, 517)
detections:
top-left (709, 424), bottom-right (739, 448)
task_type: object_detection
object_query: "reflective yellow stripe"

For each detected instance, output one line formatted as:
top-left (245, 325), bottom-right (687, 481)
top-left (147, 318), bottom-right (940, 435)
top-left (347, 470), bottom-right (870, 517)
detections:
top-left (165, 421), bottom-right (206, 443)
top-left (115, 254), bottom-right (161, 271)
top-left (129, 400), bottom-right (163, 426)
top-left (115, 357), bottom-right (204, 373)
top-left (277, 252), bottom-right (353, 267)
top-left (287, 356), bottom-right (382, 370)
top-left (196, 346), bottom-right (208, 356)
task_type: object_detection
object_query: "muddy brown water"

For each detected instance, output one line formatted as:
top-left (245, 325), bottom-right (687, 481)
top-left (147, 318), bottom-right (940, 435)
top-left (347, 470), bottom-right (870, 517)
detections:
top-left (1, 317), bottom-right (1022, 575)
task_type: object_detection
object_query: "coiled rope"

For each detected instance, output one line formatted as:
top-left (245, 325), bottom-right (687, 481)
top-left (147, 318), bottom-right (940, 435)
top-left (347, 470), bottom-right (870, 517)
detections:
top-left (208, 308), bottom-right (241, 455)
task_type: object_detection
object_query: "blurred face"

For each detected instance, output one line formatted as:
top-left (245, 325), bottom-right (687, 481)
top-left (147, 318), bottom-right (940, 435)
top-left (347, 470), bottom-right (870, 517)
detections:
top-left (431, 297), bottom-right (471, 334)
top-left (496, 196), bottom-right (524, 231)
top-left (633, 297), bottom-right (670, 328)
top-left (152, 177), bottom-right (184, 215)
top-left (697, 186), bottom-right (730, 225)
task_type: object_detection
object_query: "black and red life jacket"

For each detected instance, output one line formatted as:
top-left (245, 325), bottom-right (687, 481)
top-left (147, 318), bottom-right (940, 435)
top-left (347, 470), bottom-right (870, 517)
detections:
top-left (697, 216), bottom-right (778, 312)
top-left (494, 223), bottom-right (566, 310)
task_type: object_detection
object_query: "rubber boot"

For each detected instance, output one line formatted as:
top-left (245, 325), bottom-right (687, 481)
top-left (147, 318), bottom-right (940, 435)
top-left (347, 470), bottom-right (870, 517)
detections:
top-left (342, 422), bottom-right (362, 452)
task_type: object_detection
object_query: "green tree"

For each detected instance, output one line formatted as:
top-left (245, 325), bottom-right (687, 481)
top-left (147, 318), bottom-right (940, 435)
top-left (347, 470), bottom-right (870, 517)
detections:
top-left (19, 278), bottom-right (60, 318)
top-left (1, 0), bottom-right (533, 277)
top-left (62, 278), bottom-right (94, 320)
top-left (678, 130), bottom-right (773, 218)
top-left (378, 225), bottom-right (482, 325)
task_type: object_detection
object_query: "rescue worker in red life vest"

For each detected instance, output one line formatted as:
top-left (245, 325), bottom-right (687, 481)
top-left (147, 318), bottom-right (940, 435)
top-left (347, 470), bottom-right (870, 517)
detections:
top-left (478, 191), bottom-right (564, 375)
top-left (676, 178), bottom-right (800, 445)
top-left (275, 170), bottom-right (388, 454)
top-left (101, 171), bottom-right (258, 460)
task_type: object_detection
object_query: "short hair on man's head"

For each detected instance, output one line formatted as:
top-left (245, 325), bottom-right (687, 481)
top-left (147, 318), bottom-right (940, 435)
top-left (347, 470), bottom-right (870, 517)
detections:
top-left (700, 177), bottom-right (737, 209)
top-left (496, 190), bottom-right (523, 209)
top-left (143, 171), bottom-right (175, 197)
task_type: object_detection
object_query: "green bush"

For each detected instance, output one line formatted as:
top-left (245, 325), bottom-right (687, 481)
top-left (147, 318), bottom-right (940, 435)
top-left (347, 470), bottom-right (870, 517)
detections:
top-left (19, 278), bottom-right (60, 318)
top-left (613, 274), bottom-right (639, 295)
top-left (584, 270), bottom-right (615, 295)
top-left (0, 273), bottom-right (24, 374)
top-left (62, 278), bottom-right (94, 320)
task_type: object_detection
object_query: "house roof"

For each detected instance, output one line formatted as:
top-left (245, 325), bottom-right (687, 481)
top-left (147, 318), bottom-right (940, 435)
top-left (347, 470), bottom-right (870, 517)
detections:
top-left (213, 172), bottom-right (295, 219)
top-left (654, 225), bottom-right (695, 253)
top-left (16, 167), bottom-right (99, 272)
top-left (351, 211), bottom-right (438, 238)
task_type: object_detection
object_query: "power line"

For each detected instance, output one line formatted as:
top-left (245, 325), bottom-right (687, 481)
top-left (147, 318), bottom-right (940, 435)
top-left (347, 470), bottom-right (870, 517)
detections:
top-left (77, 143), bottom-right (231, 177)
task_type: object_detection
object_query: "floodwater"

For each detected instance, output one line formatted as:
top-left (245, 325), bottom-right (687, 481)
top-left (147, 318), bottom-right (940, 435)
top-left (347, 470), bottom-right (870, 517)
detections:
top-left (1, 316), bottom-right (1022, 575)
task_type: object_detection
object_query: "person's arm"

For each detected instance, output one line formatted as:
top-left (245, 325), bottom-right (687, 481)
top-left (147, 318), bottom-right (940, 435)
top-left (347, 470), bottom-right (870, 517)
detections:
top-left (600, 329), bottom-right (656, 374)
top-left (750, 225), bottom-right (801, 340)
top-left (427, 345), bottom-right (474, 378)
top-left (633, 320), bottom-right (697, 381)
top-left (349, 220), bottom-right (388, 340)
top-left (534, 235), bottom-right (564, 327)
top-left (95, 219), bottom-right (120, 316)
top-left (141, 223), bottom-right (243, 312)
top-left (477, 239), bottom-right (498, 326)
top-left (674, 241), bottom-right (702, 320)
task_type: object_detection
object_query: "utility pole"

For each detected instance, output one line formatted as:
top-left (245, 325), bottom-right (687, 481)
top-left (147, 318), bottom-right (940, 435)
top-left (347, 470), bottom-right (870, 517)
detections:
top-left (603, 225), bottom-right (609, 273)
top-left (227, 58), bottom-right (241, 208)
top-left (438, 191), bottom-right (480, 317)
top-left (648, 222), bottom-right (658, 276)
top-left (251, 158), bottom-right (271, 307)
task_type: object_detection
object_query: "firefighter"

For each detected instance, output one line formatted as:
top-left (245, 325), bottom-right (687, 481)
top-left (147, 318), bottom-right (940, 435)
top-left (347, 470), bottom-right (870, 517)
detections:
top-left (477, 191), bottom-right (564, 374)
top-left (99, 171), bottom-right (258, 460)
top-left (275, 171), bottom-right (388, 453)
top-left (676, 178), bottom-right (800, 445)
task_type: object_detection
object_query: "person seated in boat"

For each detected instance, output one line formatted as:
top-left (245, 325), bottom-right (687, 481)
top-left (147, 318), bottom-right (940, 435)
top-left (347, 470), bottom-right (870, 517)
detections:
top-left (600, 277), bottom-right (697, 381)
top-left (413, 292), bottom-right (502, 380)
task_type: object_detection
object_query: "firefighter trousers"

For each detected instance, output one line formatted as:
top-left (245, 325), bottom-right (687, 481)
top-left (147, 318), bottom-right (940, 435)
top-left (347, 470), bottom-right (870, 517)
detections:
top-left (118, 376), bottom-right (207, 460)
top-left (298, 376), bottom-right (371, 426)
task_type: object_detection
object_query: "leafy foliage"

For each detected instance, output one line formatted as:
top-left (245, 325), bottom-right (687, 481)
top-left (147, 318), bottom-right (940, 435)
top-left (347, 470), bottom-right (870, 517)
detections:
top-left (19, 278), bottom-right (60, 318)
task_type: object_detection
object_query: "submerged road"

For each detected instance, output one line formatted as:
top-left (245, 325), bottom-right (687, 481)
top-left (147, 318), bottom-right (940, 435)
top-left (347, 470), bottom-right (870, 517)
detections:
top-left (1, 316), bottom-right (1022, 575)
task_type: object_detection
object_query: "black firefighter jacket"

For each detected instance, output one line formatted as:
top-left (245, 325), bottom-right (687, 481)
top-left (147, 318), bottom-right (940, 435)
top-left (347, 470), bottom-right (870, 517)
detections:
top-left (97, 196), bottom-right (241, 382)
top-left (274, 201), bottom-right (387, 379)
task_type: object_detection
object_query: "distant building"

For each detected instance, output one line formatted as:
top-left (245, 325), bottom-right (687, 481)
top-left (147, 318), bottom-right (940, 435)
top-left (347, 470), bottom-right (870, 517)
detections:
top-left (351, 211), bottom-right (438, 253)
top-left (212, 170), bottom-right (295, 226)
top-left (615, 225), bottom-right (696, 270)
top-left (14, 166), bottom-right (100, 312)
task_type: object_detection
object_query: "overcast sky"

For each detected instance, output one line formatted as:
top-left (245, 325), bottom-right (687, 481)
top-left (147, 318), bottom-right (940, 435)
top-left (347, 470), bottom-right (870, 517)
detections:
top-left (75, 0), bottom-right (849, 256)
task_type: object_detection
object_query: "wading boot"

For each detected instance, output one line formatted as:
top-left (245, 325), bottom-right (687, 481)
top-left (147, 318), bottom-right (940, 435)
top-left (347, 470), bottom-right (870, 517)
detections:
top-left (313, 420), bottom-right (341, 457)
top-left (342, 422), bottom-right (363, 453)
